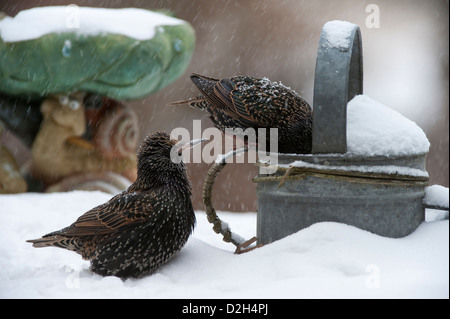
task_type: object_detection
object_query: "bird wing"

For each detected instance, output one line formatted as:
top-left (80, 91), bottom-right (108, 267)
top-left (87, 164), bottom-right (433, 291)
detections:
top-left (59, 190), bottom-right (156, 237)
top-left (215, 77), bottom-right (286, 127)
top-left (189, 74), bottom-right (230, 112)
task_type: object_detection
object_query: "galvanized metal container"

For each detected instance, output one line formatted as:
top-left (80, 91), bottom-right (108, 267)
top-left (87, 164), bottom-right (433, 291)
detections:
top-left (255, 153), bottom-right (429, 244)
top-left (254, 21), bottom-right (433, 244)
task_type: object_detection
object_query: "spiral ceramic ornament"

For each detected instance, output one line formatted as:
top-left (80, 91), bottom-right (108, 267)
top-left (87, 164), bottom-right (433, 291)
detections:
top-left (31, 93), bottom-right (137, 185)
top-left (93, 99), bottom-right (139, 160)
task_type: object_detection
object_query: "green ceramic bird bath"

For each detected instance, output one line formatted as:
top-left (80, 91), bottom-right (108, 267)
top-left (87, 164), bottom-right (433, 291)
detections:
top-left (0, 6), bottom-right (195, 193)
top-left (0, 6), bottom-right (195, 100)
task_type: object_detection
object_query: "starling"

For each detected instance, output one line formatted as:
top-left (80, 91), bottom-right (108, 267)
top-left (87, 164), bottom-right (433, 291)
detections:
top-left (27, 132), bottom-right (205, 278)
top-left (174, 74), bottom-right (313, 154)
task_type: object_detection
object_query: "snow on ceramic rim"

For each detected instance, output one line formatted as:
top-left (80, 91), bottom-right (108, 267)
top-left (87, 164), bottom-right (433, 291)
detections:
top-left (347, 95), bottom-right (430, 157)
top-left (0, 6), bottom-right (184, 42)
top-left (322, 20), bottom-right (357, 49)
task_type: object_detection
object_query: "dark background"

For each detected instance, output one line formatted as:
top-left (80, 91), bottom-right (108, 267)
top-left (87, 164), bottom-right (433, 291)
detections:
top-left (1, 0), bottom-right (448, 211)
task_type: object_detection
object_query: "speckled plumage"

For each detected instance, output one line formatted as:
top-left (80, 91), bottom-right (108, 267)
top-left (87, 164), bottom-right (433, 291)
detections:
top-left (178, 74), bottom-right (313, 154)
top-left (27, 132), bottom-right (196, 278)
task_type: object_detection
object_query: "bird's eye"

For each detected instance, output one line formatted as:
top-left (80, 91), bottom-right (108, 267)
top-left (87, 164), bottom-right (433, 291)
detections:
top-left (59, 95), bottom-right (69, 105)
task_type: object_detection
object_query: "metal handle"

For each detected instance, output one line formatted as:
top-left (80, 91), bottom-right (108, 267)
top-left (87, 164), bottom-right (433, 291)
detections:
top-left (312, 21), bottom-right (363, 154)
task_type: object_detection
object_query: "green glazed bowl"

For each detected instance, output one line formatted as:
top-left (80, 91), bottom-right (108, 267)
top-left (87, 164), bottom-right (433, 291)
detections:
top-left (0, 7), bottom-right (195, 100)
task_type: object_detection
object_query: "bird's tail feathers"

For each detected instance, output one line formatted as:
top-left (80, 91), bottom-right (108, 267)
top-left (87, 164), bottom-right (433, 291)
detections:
top-left (27, 235), bottom-right (63, 247)
top-left (26, 235), bottom-right (81, 253)
top-left (190, 73), bottom-right (220, 82)
top-left (170, 96), bottom-right (208, 110)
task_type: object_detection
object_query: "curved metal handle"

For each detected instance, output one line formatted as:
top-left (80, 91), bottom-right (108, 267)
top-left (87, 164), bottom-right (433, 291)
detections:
top-left (312, 21), bottom-right (363, 154)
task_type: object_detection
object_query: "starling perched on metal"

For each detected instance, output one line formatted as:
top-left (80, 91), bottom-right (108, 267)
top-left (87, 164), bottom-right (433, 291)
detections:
top-left (174, 74), bottom-right (313, 154)
top-left (27, 132), bottom-right (205, 278)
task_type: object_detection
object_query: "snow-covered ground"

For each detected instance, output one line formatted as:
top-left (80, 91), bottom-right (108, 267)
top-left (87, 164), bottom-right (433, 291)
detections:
top-left (0, 190), bottom-right (448, 299)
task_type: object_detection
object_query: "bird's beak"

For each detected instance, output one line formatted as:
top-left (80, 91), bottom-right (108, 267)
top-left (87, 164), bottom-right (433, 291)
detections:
top-left (180, 138), bottom-right (208, 152)
top-left (177, 138), bottom-right (208, 154)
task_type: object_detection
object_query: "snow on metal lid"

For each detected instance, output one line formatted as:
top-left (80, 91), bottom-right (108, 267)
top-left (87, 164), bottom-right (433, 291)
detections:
top-left (347, 95), bottom-right (430, 157)
top-left (283, 160), bottom-right (429, 179)
top-left (0, 6), bottom-right (184, 42)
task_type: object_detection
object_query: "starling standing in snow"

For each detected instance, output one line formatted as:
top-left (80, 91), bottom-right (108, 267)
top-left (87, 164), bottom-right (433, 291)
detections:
top-left (174, 74), bottom-right (313, 154)
top-left (27, 132), bottom-right (205, 278)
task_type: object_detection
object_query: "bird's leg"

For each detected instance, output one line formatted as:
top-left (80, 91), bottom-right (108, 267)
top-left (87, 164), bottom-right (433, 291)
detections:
top-left (234, 237), bottom-right (263, 254)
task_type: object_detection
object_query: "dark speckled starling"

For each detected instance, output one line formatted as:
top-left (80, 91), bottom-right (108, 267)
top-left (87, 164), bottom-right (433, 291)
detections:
top-left (174, 74), bottom-right (312, 154)
top-left (27, 132), bottom-right (205, 278)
